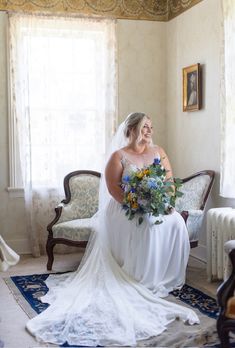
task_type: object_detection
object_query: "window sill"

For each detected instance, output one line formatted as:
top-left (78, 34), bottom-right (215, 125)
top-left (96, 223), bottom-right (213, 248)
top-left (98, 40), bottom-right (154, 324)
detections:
top-left (6, 187), bottom-right (24, 198)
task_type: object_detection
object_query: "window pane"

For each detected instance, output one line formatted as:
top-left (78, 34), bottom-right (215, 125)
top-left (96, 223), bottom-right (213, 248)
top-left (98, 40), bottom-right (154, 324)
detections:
top-left (9, 15), bottom-right (116, 188)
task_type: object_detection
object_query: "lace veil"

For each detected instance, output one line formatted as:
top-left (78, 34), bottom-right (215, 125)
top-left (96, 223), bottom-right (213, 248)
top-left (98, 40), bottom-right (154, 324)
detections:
top-left (77, 119), bottom-right (128, 268)
top-left (80, 112), bottom-right (152, 264)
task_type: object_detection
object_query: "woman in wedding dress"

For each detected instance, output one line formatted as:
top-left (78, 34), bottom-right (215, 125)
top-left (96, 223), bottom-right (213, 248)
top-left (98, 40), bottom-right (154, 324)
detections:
top-left (26, 112), bottom-right (199, 346)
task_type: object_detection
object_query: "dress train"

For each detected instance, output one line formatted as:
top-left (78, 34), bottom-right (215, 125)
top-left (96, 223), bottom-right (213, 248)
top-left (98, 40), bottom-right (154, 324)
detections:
top-left (26, 226), bottom-right (199, 346)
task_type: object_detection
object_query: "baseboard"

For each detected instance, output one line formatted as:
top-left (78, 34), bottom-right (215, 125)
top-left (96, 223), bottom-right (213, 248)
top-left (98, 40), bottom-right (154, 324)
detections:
top-left (5, 238), bottom-right (31, 255)
top-left (190, 243), bottom-right (206, 263)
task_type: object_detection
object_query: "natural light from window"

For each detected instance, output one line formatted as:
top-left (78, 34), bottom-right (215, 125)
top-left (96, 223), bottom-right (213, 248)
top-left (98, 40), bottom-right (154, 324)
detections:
top-left (9, 15), bottom-right (116, 188)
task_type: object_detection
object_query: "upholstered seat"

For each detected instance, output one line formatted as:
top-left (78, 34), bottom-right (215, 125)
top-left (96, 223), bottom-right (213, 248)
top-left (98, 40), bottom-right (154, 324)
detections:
top-left (52, 218), bottom-right (93, 242)
top-left (46, 170), bottom-right (101, 270)
top-left (175, 170), bottom-right (215, 248)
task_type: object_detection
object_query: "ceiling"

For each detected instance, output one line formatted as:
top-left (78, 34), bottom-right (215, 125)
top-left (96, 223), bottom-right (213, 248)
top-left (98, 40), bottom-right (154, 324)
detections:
top-left (0, 0), bottom-right (204, 21)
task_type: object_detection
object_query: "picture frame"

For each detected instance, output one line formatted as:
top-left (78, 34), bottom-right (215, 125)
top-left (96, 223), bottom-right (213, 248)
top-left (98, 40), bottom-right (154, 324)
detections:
top-left (182, 63), bottom-right (201, 112)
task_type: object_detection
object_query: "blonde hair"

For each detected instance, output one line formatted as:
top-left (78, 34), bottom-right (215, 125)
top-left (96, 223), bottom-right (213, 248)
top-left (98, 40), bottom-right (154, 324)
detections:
top-left (124, 112), bottom-right (150, 143)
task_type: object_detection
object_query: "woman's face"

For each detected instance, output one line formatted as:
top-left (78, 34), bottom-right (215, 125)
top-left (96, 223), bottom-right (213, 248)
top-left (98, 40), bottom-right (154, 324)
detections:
top-left (140, 118), bottom-right (153, 143)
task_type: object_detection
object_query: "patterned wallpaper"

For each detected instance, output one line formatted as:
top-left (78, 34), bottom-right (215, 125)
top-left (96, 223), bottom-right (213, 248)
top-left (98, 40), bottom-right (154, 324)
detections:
top-left (168, 0), bottom-right (204, 20)
top-left (0, 0), bottom-right (204, 21)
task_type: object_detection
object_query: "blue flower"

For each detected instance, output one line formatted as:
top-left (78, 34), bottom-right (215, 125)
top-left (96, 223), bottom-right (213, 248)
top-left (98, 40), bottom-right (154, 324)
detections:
top-left (122, 175), bottom-right (130, 183)
top-left (130, 188), bottom-right (136, 193)
top-left (154, 158), bottom-right (161, 165)
top-left (147, 178), bottom-right (158, 189)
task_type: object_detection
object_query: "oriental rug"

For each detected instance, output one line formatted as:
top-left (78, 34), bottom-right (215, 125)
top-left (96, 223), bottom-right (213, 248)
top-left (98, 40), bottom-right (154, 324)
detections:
top-left (3, 273), bottom-right (229, 347)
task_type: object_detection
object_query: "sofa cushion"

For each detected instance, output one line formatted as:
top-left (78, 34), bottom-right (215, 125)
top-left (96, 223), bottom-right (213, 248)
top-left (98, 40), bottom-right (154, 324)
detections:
top-left (52, 218), bottom-right (93, 241)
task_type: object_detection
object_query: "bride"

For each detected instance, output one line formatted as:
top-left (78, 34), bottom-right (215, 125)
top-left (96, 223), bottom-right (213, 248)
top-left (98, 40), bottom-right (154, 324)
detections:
top-left (26, 112), bottom-right (199, 346)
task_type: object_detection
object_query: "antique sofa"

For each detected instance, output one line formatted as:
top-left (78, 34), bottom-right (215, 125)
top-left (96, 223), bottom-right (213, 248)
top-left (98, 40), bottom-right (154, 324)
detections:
top-left (46, 169), bottom-right (214, 270)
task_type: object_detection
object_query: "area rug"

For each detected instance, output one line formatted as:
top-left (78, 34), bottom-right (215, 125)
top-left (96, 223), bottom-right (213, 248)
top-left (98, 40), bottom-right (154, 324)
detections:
top-left (4, 273), bottom-right (228, 347)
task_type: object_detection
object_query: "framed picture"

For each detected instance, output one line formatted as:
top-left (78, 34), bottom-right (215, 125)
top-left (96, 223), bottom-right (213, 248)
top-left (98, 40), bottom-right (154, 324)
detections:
top-left (183, 63), bottom-right (201, 112)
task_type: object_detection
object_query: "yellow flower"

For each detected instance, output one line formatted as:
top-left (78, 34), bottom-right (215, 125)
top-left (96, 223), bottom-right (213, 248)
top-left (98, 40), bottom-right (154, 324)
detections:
top-left (127, 192), bottom-right (132, 202)
top-left (136, 171), bottom-right (144, 179)
top-left (132, 202), bottom-right (138, 209)
top-left (144, 169), bottom-right (150, 176)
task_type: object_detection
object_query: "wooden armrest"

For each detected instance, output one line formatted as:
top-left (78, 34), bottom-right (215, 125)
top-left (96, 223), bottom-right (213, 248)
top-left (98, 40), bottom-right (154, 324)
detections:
top-left (180, 210), bottom-right (189, 223)
top-left (47, 206), bottom-right (63, 234)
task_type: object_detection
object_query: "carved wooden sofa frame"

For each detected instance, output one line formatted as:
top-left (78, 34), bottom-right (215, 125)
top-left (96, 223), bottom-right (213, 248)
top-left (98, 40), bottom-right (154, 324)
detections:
top-left (176, 170), bottom-right (215, 248)
top-left (46, 169), bottom-right (214, 270)
top-left (46, 170), bottom-right (101, 270)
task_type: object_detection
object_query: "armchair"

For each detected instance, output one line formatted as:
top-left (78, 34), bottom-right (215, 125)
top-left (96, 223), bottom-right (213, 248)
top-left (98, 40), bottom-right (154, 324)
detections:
top-left (175, 170), bottom-right (215, 248)
top-left (46, 170), bottom-right (101, 270)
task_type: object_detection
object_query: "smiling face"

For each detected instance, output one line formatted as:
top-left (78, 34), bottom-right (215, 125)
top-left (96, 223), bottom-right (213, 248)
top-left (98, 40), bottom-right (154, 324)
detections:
top-left (124, 113), bottom-right (153, 146)
top-left (140, 118), bottom-right (153, 143)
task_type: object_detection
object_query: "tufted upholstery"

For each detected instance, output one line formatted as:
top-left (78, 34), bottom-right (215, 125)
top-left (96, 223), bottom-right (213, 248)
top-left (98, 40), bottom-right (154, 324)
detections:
top-left (46, 170), bottom-right (101, 270)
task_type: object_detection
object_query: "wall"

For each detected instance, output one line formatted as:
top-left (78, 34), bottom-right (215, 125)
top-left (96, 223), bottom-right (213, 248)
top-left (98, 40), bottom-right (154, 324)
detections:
top-left (166, 0), bottom-right (235, 261)
top-left (0, 14), bottom-right (166, 253)
top-left (117, 19), bottom-right (166, 147)
top-left (1, 1), bottom-right (234, 257)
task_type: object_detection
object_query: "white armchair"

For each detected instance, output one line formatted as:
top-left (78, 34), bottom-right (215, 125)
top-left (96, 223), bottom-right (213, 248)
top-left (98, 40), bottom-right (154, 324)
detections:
top-left (175, 170), bottom-right (215, 248)
top-left (46, 170), bottom-right (101, 270)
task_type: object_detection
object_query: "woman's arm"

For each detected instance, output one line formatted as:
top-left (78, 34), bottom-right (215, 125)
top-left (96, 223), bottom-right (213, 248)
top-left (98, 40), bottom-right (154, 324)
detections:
top-left (158, 146), bottom-right (176, 205)
top-left (105, 151), bottom-right (124, 204)
top-left (158, 146), bottom-right (173, 181)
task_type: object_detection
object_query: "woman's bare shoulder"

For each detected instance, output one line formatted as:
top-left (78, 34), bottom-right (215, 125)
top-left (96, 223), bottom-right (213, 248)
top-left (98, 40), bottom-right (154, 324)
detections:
top-left (108, 150), bottom-right (123, 163)
top-left (154, 145), bottom-right (166, 155)
top-left (112, 147), bottom-right (130, 158)
top-left (151, 144), bottom-right (162, 156)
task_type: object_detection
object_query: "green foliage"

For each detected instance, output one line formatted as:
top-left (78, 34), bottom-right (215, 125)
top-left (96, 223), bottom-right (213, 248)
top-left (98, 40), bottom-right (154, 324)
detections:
top-left (121, 158), bottom-right (183, 225)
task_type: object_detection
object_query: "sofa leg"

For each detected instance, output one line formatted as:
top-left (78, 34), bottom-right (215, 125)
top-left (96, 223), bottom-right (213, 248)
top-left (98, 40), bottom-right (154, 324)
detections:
top-left (46, 239), bottom-right (56, 271)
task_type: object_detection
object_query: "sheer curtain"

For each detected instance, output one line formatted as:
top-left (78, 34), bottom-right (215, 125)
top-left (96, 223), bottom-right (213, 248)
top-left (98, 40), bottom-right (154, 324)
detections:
top-left (9, 13), bottom-right (117, 256)
top-left (220, 0), bottom-right (235, 198)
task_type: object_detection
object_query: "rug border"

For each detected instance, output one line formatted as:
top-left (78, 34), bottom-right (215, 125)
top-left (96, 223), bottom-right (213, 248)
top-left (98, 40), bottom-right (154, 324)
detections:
top-left (4, 277), bottom-right (37, 319)
top-left (4, 273), bottom-right (218, 321)
top-left (3, 274), bottom-right (221, 347)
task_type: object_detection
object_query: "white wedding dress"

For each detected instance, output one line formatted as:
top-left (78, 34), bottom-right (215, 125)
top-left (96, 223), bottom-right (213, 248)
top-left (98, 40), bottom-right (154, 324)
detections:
top-left (26, 155), bottom-right (199, 346)
top-left (106, 157), bottom-right (190, 297)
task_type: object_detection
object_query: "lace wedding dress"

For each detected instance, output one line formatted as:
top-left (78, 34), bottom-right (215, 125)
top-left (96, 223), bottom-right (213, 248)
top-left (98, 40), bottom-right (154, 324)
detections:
top-left (0, 235), bottom-right (20, 272)
top-left (26, 152), bottom-right (199, 346)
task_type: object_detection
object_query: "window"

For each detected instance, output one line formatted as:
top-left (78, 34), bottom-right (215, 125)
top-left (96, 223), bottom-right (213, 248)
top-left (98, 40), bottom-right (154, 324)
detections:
top-left (220, 1), bottom-right (235, 198)
top-left (8, 14), bottom-right (117, 190)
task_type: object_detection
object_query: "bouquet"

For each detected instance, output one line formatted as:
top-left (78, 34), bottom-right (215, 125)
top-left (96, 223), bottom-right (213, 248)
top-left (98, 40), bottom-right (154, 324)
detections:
top-left (121, 158), bottom-right (183, 225)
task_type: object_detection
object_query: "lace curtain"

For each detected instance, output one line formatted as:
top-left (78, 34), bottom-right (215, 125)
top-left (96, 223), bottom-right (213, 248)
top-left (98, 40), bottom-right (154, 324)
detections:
top-left (9, 13), bottom-right (117, 256)
top-left (220, 0), bottom-right (235, 198)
